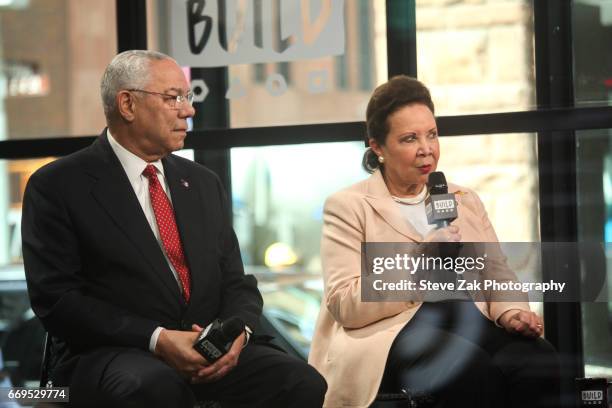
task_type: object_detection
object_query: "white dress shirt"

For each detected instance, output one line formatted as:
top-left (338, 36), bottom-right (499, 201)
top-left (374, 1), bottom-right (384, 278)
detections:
top-left (107, 130), bottom-right (180, 352)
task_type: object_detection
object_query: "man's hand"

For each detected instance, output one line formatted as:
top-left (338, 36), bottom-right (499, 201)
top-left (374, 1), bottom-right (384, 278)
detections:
top-left (154, 328), bottom-right (209, 379)
top-left (190, 324), bottom-right (246, 384)
top-left (498, 309), bottom-right (543, 338)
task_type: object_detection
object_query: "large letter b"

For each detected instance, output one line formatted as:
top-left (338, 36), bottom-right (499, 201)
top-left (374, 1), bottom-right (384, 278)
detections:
top-left (187, 0), bottom-right (212, 54)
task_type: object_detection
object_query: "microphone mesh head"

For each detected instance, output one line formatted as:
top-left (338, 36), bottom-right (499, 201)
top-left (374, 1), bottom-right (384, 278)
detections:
top-left (427, 172), bottom-right (448, 195)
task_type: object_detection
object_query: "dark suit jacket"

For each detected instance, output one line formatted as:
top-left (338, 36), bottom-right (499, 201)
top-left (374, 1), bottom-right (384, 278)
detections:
top-left (21, 131), bottom-right (263, 384)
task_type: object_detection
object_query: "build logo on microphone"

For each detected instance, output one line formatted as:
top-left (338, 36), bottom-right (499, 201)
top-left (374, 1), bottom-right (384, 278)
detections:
top-left (576, 378), bottom-right (609, 407)
top-left (581, 390), bottom-right (603, 402)
top-left (433, 199), bottom-right (455, 211)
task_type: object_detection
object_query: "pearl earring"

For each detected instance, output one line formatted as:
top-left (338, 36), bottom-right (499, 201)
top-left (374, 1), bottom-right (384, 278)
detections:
top-left (378, 156), bottom-right (385, 164)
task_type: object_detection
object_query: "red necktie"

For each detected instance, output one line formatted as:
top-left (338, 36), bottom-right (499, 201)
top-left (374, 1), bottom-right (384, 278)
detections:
top-left (143, 164), bottom-right (191, 302)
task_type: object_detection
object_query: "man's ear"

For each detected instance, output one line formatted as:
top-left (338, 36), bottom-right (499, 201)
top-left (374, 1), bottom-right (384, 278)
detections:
top-left (117, 90), bottom-right (136, 122)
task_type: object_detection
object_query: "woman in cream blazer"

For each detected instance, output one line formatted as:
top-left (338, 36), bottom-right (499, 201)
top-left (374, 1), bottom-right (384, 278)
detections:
top-left (308, 76), bottom-right (558, 408)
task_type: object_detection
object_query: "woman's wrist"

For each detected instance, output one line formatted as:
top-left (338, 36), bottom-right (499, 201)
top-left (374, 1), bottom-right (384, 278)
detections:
top-left (497, 309), bottom-right (521, 328)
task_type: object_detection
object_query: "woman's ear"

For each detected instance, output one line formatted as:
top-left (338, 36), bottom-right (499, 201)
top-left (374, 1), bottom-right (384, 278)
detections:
top-left (116, 90), bottom-right (136, 122)
top-left (369, 139), bottom-right (383, 157)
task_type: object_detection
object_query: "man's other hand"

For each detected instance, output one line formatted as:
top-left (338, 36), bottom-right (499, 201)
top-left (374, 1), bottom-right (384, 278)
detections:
top-left (154, 328), bottom-right (209, 379)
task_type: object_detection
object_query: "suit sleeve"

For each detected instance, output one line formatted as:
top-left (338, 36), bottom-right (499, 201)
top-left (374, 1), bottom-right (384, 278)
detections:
top-left (466, 190), bottom-right (531, 325)
top-left (213, 177), bottom-right (263, 331)
top-left (22, 172), bottom-right (159, 349)
top-left (322, 193), bottom-right (413, 329)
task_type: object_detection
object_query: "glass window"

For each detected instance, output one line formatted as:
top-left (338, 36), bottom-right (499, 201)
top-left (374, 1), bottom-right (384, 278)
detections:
top-left (573, 1), bottom-right (612, 107)
top-left (231, 141), bottom-right (367, 268)
top-left (0, 0), bottom-right (117, 140)
top-left (231, 141), bottom-right (367, 356)
top-left (573, 0), bottom-right (612, 378)
top-left (0, 158), bottom-right (56, 389)
top-left (576, 129), bottom-right (612, 378)
top-left (438, 133), bottom-right (540, 242)
top-left (148, 0), bottom-right (387, 128)
top-left (0, 264), bottom-right (39, 388)
top-left (0, 158), bottom-right (54, 267)
top-left (416, 0), bottom-right (536, 115)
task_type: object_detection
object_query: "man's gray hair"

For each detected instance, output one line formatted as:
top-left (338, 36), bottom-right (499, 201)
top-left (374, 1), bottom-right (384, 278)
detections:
top-left (100, 50), bottom-right (172, 120)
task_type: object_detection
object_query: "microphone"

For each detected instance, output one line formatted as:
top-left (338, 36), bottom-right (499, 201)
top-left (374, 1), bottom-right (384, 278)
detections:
top-left (425, 172), bottom-right (462, 286)
top-left (425, 171), bottom-right (458, 229)
top-left (193, 317), bottom-right (245, 362)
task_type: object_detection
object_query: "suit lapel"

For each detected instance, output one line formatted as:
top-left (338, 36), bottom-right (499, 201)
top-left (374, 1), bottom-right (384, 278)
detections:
top-left (86, 132), bottom-right (182, 301)
top-left (364, 196), bottom-right (423, 241)
top-left (163, 155), bottom-right (206, 305)
top-left (364, 171), bottom-right (423, 241)
top-left (363, 171), bottom-right (465, 242)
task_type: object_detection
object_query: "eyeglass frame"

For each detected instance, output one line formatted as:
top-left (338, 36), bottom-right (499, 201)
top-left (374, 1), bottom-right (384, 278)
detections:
top-left (126, 89), bottom-right (194, 109)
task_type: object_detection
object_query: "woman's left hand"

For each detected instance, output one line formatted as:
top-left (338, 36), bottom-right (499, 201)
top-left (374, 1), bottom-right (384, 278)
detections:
top-left (498, 309), bottom-right (543, 338)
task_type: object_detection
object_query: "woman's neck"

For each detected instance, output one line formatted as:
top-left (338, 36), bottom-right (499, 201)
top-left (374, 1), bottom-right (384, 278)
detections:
top-left (382, 171), bottom-right (425, 198)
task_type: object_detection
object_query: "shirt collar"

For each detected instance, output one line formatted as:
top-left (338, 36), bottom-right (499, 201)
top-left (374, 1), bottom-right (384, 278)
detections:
top-left (107, 129), bottom-right (165, 183)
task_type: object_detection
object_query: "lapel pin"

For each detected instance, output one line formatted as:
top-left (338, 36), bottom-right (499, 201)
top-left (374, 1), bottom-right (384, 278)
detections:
top-left (181, 179), bottom-right (190, 189)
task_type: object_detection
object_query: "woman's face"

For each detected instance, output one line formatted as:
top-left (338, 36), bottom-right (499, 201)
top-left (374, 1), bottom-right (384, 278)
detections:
top-left (370, 103), bottom-right (440, 196)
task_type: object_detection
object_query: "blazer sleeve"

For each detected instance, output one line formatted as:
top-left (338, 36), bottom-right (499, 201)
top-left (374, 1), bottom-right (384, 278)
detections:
top-left (213, 176), bottom-right (263, 331)
top-left (22, 172), bottom-right (159, 350)
top-left (465, 190), bottom-right (531, 324)
top-left (321, 192), bottom-right (413, 329)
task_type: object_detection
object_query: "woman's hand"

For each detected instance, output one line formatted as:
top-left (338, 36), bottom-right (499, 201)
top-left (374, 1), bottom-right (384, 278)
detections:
top-left (498, 309), bottom-right (543, 338)
top-left (424, 225), bottom-right (461, 242)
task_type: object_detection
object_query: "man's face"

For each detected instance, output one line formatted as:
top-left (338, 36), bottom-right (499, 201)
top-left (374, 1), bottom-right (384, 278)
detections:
top-left (131, 59), bottom-right (195, 160)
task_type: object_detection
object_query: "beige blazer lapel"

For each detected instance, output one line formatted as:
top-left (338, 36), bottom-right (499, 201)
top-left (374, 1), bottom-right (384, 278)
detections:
top-left (363, 171), bottom-right (424, 242)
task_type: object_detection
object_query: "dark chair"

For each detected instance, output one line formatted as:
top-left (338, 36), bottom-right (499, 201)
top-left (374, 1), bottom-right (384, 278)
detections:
top-left (39, 332), bottom-right (52, 388)
top-left (37, 333), bottom-right (62, 407)
top-left (1, 313), bottom-right (46, 387)
top-left (371, 389), bottom-right (435, 408)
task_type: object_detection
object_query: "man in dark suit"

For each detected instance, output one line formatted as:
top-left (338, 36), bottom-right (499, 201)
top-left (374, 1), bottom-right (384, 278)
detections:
top-left (21, 50), bottom-right (326, 407)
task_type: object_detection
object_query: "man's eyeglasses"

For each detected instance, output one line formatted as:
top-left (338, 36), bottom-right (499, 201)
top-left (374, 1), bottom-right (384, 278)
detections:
top-left (127, 89), bottom-right (194, 109)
